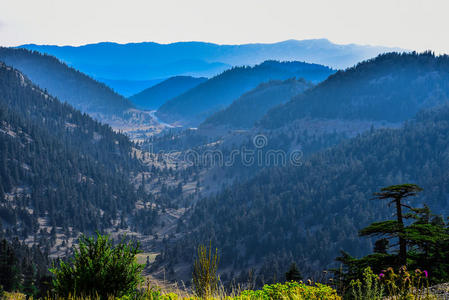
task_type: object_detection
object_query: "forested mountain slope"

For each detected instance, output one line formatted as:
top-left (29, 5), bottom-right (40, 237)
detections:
top-left (162, 103), bottom-right (449, 282)
top-left (200, 78), bottom-right (313, 129)
top-left (157, 60), bottom-right (334, 126)
top-left (260, 52), bottom-right (449, 129)
top-left (0, 47), bottom-right (133, 119)
top-left (0, 62), bottom-right (145, 240)
top-left (130, 76), bottom-right (207, 110)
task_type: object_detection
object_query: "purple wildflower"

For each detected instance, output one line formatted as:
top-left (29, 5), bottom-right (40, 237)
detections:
top-left (379, 273), bottom-right (385, 279)
top-left (423, 270), bottom-right (428, 278)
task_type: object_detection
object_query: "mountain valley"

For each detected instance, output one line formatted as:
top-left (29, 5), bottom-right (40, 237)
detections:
top-left (2, 42), bottom-right (449, 296)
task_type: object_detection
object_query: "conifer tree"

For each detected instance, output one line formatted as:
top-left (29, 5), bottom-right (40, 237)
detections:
top-left (335, 184), bottom-right (449, 285)
top-left (285, 262), bottom-right (303, 282)
top-left (363, 184), bottom-right (423, 265)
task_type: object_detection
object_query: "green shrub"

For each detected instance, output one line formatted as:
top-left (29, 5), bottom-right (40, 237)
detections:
top-left (238, 281), bottom-right (341, 300)
top-left (50, 233), bottom-right (143, 299)
top-left (350, 267), bottom-right (384, 300)
top-left (192, 243), bottom-right (219, 298)
top-left (128, 285), bottom-right (184, 300)
top-left (122, 282), bottom-right (340, 300)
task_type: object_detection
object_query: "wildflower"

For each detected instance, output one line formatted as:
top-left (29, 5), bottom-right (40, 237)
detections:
top-left (423, 270), bottom-right (428, 278)
top-left (399, 266), bottom-right (409, 277)
top-left (379, 273), bottom-right (385, 279)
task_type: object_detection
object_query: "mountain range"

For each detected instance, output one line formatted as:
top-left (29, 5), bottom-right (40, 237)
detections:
top-left (19, 39), bottom-right (400, 95)
top-left (156, 60), bottom-right (334, 126)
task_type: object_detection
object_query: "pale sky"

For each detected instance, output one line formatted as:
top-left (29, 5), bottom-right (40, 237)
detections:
top-left (0, 0), bottom-right (448, 52)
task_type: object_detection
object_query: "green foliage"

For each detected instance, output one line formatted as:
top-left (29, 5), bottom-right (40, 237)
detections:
top-left (359, 221), bottom-right (402, 236)
top-left (362, 184), bottom-right (424, 265)
top-left (238, 281), bottom-right (341, 300)
top-left (124, 282), bottom-right (340, 300)
top-left (121, 285), bottom-right (182, 300)
top-left (350, 267), bottom-right (384, 300)
top-left (192, 243), bottom-right (220, 298)
top-left (374, 184), bottom-right (423, 199)
top-left (50, 233), bottom-right (144, 299)
top-left (115, 281), bottom-right (341, 300)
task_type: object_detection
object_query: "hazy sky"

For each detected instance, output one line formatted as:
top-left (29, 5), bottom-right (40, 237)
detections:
top-left (1, 0), bottom-right (448, 52)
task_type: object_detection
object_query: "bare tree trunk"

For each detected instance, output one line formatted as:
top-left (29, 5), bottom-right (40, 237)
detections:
top-left (395, 197), bottom-right (407, 265)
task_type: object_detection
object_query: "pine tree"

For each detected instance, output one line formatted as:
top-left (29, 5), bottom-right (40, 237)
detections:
top-left (22, 261), bottom-right (38, 297)
top-left (335, 184), bottom-right (449, 285)
top-left (285, 262), bottom-right (302, 282)
top-left (0, 239), bottom-right (20, 291)
top-left (365, 184), bottom-right (423, 265)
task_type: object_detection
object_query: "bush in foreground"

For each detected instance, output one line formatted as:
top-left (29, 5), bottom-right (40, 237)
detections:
top-left (237, 281), bottom-right (340, 300)
top-left (192, 243), bottom-right (220, 298)
top-left (50, 233), bottom-right (143, 299)
top-left (120, 281), bottom-right (341, 300)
